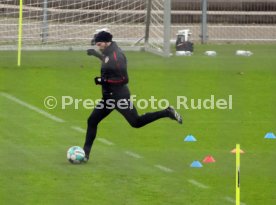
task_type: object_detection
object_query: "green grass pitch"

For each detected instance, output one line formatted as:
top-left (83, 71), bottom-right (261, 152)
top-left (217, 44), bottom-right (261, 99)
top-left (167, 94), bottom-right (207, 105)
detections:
top-left (0, 44), bottom-right (275, 205)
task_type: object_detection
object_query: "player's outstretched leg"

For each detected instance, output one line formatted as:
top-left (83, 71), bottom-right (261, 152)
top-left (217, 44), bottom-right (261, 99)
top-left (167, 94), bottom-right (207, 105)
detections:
top-left (166, 106), bottom-right (183, 124)
top-left (117, 102), bottom-right (183, 127)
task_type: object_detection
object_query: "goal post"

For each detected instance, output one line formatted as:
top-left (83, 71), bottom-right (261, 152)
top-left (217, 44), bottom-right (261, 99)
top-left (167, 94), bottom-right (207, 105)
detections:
top-left (144, 0), bottom-right (171, 57)
top-left (0, 0), bottom-right (171, 57)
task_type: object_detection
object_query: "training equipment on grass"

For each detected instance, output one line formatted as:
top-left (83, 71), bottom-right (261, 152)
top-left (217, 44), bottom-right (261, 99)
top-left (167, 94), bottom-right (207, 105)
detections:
top-left (202, 155), bottom-right (216, 163)
top-left (231, 148), bottom-right (245, 154)
top-left (184, 135), bottom-right (197, 142)
top-left (235, 50), bottom-right (253, 56)
top-left (175, 51), bottom-right (193, 56)
top-left (264, 132), bottom-right (276, 139)
top-left (204, 51), bottom-right (217, 56)
top-left (175, 29), bottom-right (194, 56)
top-left (190, 161), bottom-right (203, 168)
top-left (67, 146), bottom-right (85, 164)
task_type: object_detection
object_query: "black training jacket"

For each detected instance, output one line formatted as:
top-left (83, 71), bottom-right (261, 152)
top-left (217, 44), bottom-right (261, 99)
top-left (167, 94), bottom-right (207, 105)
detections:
top-left (100, 42), bottom-right (130, 97)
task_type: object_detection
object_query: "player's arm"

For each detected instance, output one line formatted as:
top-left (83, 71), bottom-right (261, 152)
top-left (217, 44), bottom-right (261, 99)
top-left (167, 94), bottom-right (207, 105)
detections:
top-left (87, 49), bottom-right (103, 61)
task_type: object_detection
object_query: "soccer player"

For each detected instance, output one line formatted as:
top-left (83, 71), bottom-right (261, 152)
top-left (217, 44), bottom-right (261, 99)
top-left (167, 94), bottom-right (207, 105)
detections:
top-left (83, 31), bottom-right (182, 162)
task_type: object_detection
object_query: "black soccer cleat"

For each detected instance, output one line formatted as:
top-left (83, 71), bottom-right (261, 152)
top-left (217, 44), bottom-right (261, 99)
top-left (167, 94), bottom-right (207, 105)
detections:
top-left (167, 106), bottom-right (183, 124)
top-left (82, 155), bottom-right (89, 163)
top-left (82, 147), bottom-right (90, 163)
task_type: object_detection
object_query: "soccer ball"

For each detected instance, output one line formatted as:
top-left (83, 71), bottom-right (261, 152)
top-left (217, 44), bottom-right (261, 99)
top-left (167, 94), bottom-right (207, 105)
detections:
top-left (67, 146), bottom-right (85, 164)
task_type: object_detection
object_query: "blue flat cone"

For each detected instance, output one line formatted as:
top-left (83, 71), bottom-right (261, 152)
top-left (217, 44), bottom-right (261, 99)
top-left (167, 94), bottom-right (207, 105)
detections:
top-left (190, 160), bottom-right (203, 168)
top-left (264, 132), bottom-right (276, 139)
top-left (184, 135), bottom-right (197, 142)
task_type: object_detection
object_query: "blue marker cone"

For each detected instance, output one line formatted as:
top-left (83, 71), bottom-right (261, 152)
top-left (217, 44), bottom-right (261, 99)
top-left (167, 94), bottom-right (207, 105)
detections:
top-left (264, 132), bottom-right (276, 139)
top-left (184, 135), bottom-right (197, 142)
top-left (190, 160), bottom-right (203, 168)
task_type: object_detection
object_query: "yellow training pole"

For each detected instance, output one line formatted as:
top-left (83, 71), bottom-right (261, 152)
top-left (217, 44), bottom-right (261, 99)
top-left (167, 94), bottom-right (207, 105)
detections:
top-left (17, 0), bottom-right (23, 67)
top-left (236, 144), bottom-right (240, 205)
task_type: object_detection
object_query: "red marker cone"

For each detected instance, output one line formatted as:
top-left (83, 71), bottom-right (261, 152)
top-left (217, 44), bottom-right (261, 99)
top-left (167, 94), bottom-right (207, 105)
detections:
top-left (202, 155), bottom-right (216, 163)
top-left (231, 148), bottom-right (245, 154)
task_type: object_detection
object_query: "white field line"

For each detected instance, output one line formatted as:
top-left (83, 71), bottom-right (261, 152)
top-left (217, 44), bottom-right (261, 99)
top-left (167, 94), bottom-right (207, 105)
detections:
top-left (0, 92), bottom-right (65, 123)
top-left (71, 126), bottom-right (86, 133)
top-left (97, 138), bottom-right (114, 146)
top-left (187, 179), bottom-right (209, 189)
top-left (154, 165), bottom-right (174, 173)
top-left (0, 93), bottom-right (114, 147)
top-left (124, 151), bottom-right (143, 159)
top-left (70, 126), bottom-right (114, 146)
top-left (224, 196), bottom-right (246, 205)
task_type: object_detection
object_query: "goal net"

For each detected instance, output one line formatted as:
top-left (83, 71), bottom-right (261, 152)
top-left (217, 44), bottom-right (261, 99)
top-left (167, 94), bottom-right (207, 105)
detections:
top-left (0, 0), bottom-right (171, 56)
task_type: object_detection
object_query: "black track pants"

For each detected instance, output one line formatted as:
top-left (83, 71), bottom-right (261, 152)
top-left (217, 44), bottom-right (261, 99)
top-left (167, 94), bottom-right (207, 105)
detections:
top-left (83, 97), bottom-right (169, 157)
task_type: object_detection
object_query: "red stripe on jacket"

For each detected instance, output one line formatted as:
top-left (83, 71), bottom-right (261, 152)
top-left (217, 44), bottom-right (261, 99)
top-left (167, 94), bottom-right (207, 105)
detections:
top-left (106, 51), bottom-right (126, 84)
